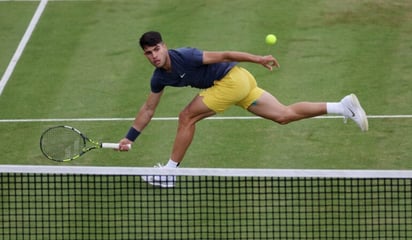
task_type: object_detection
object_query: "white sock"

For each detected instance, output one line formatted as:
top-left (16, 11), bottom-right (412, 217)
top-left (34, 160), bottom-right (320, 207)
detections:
top-left (165, 159), bottom-right (179, 168)
top-left (326, 102), bottom-right (344, 115)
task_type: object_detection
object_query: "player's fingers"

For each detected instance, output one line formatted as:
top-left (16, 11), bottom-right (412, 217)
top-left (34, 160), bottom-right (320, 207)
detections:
top-left (270, 58), bottom-right (280, 68)
top-left (263, 61), bottom-right (279, 71)
top-left (261, 56), bottom-right (279, 71)
top-left (263, 63), bottom-right (273, 71)
top-left (116, 142), bottom-right (130, 151)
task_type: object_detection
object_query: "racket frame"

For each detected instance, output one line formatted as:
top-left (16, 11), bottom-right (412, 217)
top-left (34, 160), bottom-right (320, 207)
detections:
top-left (40, 125), bottom-right (124, 162)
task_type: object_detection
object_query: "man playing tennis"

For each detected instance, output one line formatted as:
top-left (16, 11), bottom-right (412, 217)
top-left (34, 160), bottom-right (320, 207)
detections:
top-left (118, 31), bottom-right (368, 188)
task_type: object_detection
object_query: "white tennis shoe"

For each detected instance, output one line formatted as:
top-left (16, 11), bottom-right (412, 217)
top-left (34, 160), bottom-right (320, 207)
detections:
top-left (340, 94), bottom-right (368, 131)
top-left (141, 163), bottom-right (176, 188)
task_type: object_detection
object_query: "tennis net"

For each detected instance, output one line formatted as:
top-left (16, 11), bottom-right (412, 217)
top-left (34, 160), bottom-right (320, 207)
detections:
top-left (1, 165), bottom-right (411, 239)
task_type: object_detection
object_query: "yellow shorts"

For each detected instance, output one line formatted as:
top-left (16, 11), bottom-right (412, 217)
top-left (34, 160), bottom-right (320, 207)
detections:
top-left (199, 66), bottom-right (264, 113)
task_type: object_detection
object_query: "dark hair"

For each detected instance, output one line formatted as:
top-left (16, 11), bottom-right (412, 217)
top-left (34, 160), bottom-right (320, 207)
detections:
top-left (139, 31), bottom-right (163, 49)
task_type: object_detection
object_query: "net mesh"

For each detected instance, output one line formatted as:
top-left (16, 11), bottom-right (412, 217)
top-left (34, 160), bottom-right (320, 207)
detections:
top-left (1, 166), bottom-right (412, 240)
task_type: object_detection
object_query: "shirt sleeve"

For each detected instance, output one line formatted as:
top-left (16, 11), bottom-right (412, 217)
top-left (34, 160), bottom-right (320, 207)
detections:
top-left (181, 47), bottom-right (203, 66)
top-left (150, 70), bottom-right (164, 93)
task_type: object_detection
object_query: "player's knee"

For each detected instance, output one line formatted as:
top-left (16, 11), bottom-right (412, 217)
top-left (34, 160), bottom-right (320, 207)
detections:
top-left (178, 111), bottom-right (188, 124)
top-left (273, 117), bottom-right (292, 125)
top-left (271, 109), bottom-right (296, 125)
top-left (178, 109), bottom-right (194, 126)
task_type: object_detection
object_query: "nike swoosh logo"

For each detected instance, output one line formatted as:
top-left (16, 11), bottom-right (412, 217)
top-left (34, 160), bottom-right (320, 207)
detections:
top-left (349, 108), bottom-right (355, 117)
top-left (180, 73), bottom-right (186, 78)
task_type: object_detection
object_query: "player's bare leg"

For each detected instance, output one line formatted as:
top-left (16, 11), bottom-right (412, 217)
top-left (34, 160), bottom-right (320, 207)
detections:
top-left (170, 95), bottom-right (215, 163)
top-left (247, 91), bottom-right (326, 124)
top-left (141, 95), bottom-right (214, 188)
top-left (248, 91), bottom-right (368, 131)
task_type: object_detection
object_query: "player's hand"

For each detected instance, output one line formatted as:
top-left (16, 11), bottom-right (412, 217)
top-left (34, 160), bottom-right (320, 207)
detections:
top-left (118, 138), bottom-right (133, 151)
top-left (261, 55), bottom-right (280, 71)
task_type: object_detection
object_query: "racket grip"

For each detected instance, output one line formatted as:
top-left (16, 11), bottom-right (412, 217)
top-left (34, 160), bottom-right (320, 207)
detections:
top-left (102, 143), bottom-right (132, 150)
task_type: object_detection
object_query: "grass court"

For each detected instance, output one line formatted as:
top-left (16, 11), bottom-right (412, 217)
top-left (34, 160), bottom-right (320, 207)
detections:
top-left (0, 0), bottom-right (411, 169)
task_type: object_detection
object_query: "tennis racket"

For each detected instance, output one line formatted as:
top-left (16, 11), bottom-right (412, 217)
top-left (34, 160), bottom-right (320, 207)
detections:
top-left (40, 125), bottom-right (131, 162)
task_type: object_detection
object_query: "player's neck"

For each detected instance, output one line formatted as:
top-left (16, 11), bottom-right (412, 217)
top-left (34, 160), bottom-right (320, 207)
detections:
top-left (161, 54), bottom-right (172, 72)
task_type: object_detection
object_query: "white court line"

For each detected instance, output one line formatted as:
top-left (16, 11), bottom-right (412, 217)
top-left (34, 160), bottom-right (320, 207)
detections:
top-left (0, 0), bottom-right (48, 95)
top-left (0, 115), bottom-right (411, 123)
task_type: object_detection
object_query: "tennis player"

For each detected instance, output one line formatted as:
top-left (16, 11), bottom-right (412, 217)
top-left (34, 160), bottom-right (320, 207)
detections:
top-left (118, 31), bottom-right (368, 187)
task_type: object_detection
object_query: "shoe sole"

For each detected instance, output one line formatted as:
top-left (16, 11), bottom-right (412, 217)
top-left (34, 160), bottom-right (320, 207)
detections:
top-left (350, 94), bottom-right (369, 131)
top-left (141, 176), bottom-right (175, 188)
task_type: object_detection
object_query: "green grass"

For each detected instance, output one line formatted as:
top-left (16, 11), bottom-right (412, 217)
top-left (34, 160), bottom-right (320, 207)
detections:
top-left (0, 0), bottom-right (411, 169)
top-left (1, 1), bottom-right (412, 239)
top-left (0, 2), bottom-right (38, 75)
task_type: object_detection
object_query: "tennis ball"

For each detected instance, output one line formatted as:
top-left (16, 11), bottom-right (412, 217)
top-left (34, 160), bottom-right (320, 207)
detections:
top-left (265, 34), bottom-right (277, 45)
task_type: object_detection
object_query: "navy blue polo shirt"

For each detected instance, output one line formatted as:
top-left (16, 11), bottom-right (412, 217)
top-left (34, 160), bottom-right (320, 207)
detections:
top-left (150, 47), bottom-right (237, 93)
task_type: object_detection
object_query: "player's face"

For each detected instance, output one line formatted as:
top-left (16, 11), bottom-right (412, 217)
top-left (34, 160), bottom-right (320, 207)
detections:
top-left (143, 43), bottom-right (169, 69)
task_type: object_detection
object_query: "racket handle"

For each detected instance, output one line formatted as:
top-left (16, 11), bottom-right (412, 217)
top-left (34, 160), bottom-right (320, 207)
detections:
top-left (101, 143), bottom-right (132, 150)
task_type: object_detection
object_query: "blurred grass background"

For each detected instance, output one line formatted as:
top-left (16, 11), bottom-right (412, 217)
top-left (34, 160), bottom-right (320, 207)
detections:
top-left (0, 0), bottom-right (411, 169)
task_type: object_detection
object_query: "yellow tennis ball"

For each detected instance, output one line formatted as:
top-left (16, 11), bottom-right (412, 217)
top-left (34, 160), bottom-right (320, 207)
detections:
top-left (265, 34), bottom-right (277, 45)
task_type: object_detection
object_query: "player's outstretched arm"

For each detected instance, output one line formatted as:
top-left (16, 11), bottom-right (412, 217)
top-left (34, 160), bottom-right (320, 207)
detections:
top-left (203, 51), bottom-right (280, 71)
top-left (118, 91), bottom-right (163, 151)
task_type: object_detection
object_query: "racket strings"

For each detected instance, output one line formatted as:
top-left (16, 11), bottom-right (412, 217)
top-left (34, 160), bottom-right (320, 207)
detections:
top-left (40, 127), bottom-right (85, 160)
